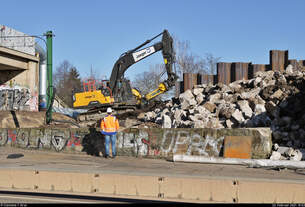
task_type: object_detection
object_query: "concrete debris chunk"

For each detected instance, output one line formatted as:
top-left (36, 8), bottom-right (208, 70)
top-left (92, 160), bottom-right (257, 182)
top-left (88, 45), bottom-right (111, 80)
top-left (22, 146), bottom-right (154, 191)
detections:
top-left (290, 149), bottom-right (302, 161)
top-left (285, 64), bottom-right (294, 74)
top-left (254, 104), bottom-right (266, 115)
top-left (231, 109), bottom-right (245, 124)
top-left (141, 69), bottom-right (305, 151)
top-left (270, 151), bottom-right (281, 160)
top-left (195, 93), bottom-right (205, 105)
top-left (271, 89), bottom-right (283, 99)
top-left (162, 114), bottom-right (171, 128)
top-left (193, 87), bottom-right (204, 96)
top-left (237, 100), bottom-right (253, 119)
top-left (203, 102), bottom-right (216, 113)
top-left (208, 93), bottom-right (221, 103)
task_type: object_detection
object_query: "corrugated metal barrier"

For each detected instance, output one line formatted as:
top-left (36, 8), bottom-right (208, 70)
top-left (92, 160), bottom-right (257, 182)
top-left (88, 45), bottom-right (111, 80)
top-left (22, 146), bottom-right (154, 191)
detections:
top-left (232, 62), bottom-right (250, 82)
top-left (217, 62), bottom-right (232, 85)
top-left (176, 50), bottom-right (304, 96)
top-left (250, 64), bottom-right (267, 79)
top-left (183, 73), bottom-right (197, 91)
top-left (270, 50), bottom-right (288, 72)
top-left (197, 74), bottom-right (214, 85)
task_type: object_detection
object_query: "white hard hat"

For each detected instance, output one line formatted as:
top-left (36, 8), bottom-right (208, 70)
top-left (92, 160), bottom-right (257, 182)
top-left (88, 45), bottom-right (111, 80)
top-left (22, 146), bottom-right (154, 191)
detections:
top-left (107, 107), bottom-right (112, 113)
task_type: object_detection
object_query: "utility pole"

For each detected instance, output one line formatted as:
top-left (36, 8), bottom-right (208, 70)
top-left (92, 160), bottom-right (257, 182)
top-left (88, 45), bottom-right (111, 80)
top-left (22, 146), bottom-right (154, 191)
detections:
top-left (46, 31), bottom-right (53, 124)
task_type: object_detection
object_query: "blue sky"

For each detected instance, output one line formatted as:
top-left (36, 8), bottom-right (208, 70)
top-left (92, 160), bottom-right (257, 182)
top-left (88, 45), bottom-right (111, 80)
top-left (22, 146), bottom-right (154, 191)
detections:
top-left (1, 0), bottom-right (305, 81)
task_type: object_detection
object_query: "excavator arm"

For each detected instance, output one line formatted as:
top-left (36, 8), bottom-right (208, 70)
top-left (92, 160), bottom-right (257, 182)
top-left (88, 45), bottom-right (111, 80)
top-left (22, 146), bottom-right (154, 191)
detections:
top-left (109, 29), bottom-right (178, 105)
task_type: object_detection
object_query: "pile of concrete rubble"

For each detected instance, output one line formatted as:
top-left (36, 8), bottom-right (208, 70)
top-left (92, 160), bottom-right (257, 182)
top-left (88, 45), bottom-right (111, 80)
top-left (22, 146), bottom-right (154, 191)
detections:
top-left (143, 65), bottom-right (305, 159)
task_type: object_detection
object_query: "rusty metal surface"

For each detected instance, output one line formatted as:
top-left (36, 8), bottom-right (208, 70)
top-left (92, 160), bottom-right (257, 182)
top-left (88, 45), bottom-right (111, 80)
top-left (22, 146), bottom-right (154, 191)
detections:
top-left (232, 62), bottom-right (250, 82)
top-left (197, 74), bottom-right (214, 85)
top-left (298, 60), bottom-right (305, 70)
top-left (224, 136), bottom-right (252, 159)
top-left (183, 73), bottom-right (197, 91)
top-left (217, 62), bottom-right (231, 85)
top-left (250, 64), bottom-right (266, 78)
top-left (175, 81), bottom-right (180, 97)
top-left (270, 50), bottom-right (288, 72)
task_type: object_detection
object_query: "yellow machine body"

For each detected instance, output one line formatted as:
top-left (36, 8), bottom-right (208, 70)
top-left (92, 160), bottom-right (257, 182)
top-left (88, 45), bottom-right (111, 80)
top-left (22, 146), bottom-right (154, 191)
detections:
top-left (73, 90), bottom-right (114, 108)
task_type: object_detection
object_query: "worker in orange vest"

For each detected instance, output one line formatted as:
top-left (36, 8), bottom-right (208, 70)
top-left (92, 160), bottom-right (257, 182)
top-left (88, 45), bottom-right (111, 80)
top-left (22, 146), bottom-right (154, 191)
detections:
top-left (101, 107), bottom-right (120, 158)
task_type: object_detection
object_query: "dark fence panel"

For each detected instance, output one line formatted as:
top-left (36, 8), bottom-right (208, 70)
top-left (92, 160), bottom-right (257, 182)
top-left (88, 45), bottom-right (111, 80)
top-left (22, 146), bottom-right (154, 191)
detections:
top-left (197, 74), bottom-right (214, 85)
top-left (217, 62), bottom-right (231, 85)
top-left (179, 49), bottom-right (303, 93)
top-left (183, 73), bottom-right (197, 91)
top-left (249, 64), bottom-right (267, 79)
top-left (270, 50), bottom-right (288, 72)
top-left (231, 62), bottom-right (250, 82)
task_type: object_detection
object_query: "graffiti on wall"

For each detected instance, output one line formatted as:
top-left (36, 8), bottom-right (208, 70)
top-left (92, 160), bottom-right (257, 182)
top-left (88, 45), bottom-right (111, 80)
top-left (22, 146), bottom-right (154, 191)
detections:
top-left (67, 132), bottom-right (82, 147)
top-left (118, 129), bottom-right (224, 157)
top-left (0, 85), bottom-right (37, 111)
top-left (0, 129), bottom-right (8, 146)
top-left (1, 129), bottom-right (70, 151)
top-left (0, 128), bottom-right (226, 158)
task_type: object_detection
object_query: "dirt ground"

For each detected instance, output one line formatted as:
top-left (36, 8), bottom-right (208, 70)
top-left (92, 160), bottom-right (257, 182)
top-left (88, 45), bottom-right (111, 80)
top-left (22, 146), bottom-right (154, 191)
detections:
top-left (0, 111), bottom-right (79, 128)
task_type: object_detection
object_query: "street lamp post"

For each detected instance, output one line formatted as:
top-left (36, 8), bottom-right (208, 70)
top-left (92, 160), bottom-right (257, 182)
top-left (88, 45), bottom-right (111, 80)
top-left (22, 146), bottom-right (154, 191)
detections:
top-left (45, 31), bottom-right (53, 124)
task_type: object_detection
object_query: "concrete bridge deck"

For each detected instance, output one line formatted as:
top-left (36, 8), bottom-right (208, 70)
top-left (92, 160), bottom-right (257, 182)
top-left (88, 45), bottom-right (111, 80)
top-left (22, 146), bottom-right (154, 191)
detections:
top-left (0, 147), bottom-right (304, 203)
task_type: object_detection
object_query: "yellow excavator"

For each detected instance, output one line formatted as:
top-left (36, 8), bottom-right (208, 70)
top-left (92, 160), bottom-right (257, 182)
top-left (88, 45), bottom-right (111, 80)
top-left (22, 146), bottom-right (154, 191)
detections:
top-left (72, 29), bottom-right (178, 112)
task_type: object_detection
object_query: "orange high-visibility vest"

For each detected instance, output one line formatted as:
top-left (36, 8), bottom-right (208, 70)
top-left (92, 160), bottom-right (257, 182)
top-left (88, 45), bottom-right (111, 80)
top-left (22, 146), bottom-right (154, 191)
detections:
top-left (101, 115), bottom-right (119, 134)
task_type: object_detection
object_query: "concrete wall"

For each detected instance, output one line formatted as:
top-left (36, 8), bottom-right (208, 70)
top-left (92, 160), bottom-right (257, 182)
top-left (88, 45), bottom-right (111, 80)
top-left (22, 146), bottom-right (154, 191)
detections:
top-left (0, 127), bottom-right (272, 159)
top-left (0, 25), bottom-right (35, 55)
top-left (0, 25), bottom-right (39, 111)
top-left (0, 84), bottom-right (38, 111)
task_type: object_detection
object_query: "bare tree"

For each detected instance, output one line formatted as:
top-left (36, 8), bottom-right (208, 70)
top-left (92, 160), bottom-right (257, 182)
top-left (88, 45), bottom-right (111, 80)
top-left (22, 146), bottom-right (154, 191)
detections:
top-left (173, 37), bottom-right (207, 79)
top-left (53, 60), bottom-right (81, 107)
top-left (205, 53), bottom-right (221, 75)
top-left (132, 64), bottom-right (163, 96)
top-left (131, 37), bottom-right (221, 101)
top-left (173, 37), bottom-right (221, 77)
top-left (53, 60), bottom-right (71, 89)
top-left (132, 64), bottom-right (175, 101)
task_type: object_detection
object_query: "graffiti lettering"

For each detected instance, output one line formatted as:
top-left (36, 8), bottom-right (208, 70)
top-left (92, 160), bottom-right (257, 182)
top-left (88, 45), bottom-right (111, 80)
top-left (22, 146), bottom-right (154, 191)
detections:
top-left (0, 88), bottom-right (30, 110)
top-left (0, 129), bottom-right (8, 146)
top-left (39, 131), bottom-right (52, 149)
top-left (67, 132), bottom-right (81, 147)
top-left (172, 131), bottom-right (191, 154)
top-left (16, 129), bottom-right (29, 148)
top-left (51, 130), bottom-right (68, 151)
top-left (0, 86), bottom-right (37, 111)
top-left (7, 129), bottom-right (16, 143)
top-left (0, 128), bottom-right (231, 158)
top-left (160, 131), bottom-right (175, 154)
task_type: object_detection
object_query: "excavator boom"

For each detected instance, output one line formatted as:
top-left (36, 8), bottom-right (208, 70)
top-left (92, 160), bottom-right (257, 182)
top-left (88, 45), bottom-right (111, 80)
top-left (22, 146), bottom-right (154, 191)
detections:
top-left (109, 29), bottom-right (178, 105)
top-left (73, 30), bottom-right (178, 112)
